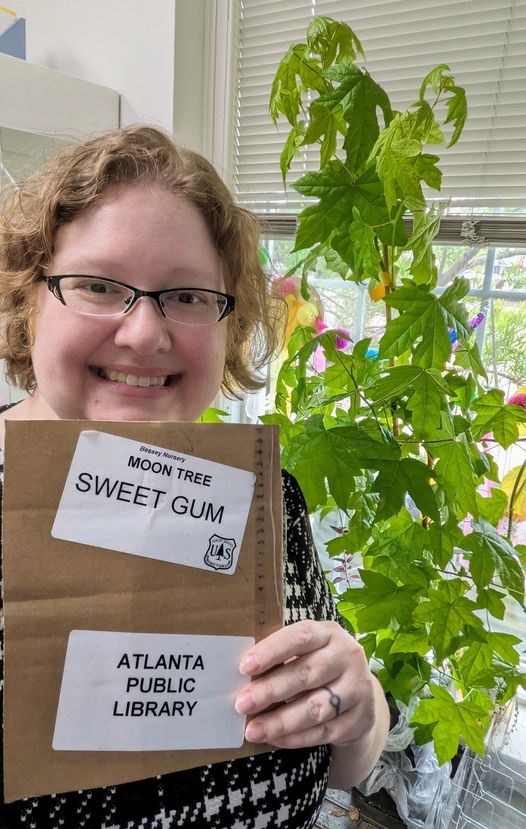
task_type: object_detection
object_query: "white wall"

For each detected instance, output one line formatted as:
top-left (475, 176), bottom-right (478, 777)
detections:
top-left (10, 0), bottom-right (178, 131)
top-left (173, 0), bottom-right (206, 152)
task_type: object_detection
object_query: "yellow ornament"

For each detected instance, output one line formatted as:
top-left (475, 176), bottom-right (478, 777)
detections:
top-left (500, 466), bottom-right (526, 521)
top-left (283, 294), bottom-right (303, 340)
top-left (296, 301), bottom-right (319, 327)
top-left (369, 282), bottom-right (386, 302)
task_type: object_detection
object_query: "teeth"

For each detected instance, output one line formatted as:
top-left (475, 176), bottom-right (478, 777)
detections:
top-left (98, 368), bottom-right (167, 387)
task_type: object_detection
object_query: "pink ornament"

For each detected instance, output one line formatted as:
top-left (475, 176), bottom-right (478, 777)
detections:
top-left (507, 393), bottom-right (526, 410)
top-left (315, 320), bottom-right (352, 350)
top-left (469, 312), bottom-right (485, 330)
top-left (272, 275), bottom-right (300, 299)
top-left (313, 345), bottom-right (327, 373)
top-left (333, 328), bottom-right (352, 350)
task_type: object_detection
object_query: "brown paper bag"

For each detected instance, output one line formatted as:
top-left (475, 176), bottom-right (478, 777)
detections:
top-left (2, 420), bottom-right (283, 802)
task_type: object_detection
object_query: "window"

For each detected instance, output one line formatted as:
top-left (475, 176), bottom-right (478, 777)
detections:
top-left (234, 0), bottom-right (526, 211)
top-left (220, 0), bottom-right (526, 416)
top-left (264, 237), bottom-right (526, 396)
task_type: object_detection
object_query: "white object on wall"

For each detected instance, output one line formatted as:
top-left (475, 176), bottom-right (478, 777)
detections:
top-left (10, 0), bottom-right (177, 131)
top-left (0, 52), bottom-right (119, 137)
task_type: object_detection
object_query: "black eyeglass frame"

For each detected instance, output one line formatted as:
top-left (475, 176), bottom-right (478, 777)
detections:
top-left (45, 275), bottom-right (236, 323)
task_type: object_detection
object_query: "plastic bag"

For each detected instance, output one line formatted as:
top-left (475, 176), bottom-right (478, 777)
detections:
top-left (357, 701), bottom-right (452, 829)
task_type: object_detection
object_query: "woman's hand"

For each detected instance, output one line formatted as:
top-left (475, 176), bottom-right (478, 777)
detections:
top-left (234, 620), bottom-right (380, 750)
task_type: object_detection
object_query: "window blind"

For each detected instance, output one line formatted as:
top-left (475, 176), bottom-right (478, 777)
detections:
top-left (234, 0), bottom-right (526, 211)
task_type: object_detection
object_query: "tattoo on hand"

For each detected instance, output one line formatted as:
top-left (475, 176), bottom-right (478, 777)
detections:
top-left (322, 685), bottom-right (341, 718)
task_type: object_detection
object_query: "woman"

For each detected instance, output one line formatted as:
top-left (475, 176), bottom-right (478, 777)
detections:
top-left (0, 126), bottom-right (389, 828)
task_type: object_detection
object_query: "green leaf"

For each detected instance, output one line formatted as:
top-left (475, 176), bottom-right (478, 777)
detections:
top-left (419, 64), bottom-right (467, 147)
top-left (198, 407), bottom-right (228, 423)
top-left (453, 373), bottom-right (478, 414)
top-left (413, 153), bottom-right (442, 191)
top-left (376, 144), bottom-right (425, 211)
top-left (463, 521), bottom-right (525, 603)
top-left (347, 207), bottom-right (382, 277)
top-left (483, 661), bottom-right (526, 704)
top-left (294, 203), bottom-right (338, 251)
top-left (517, 544), bottom-right (526, 569)
top-left (407, 370), bottom-right (449, 438)
top-left (339, 570), bottom-right (420, 631)
top-left (412, 722), bottom-right (436, 746)
top-left (331, 425), bottom-right (401, 462)
top-left (359, 633), bottom-right (377, 662)
top-left (379, 277), bottom-right (470, 370)
top-left (323, 246), bottom-right (350, 278)
top-left (366, 510), bottom-right (432, 586)
top-left (320, 62), bottom-right (392, 173)
top-left (413, 579), bottom-right (484, 661)
top-left (470, 442), bottom-right (492, 478)
top-left (259, 412), bottom-right (293, 429)
top-left (475, 587), bottom-right (506, 620)
top-left (390, 631), bottom-right (430, 657)
top-left (380, 662), bottom-right (424, 705)
top-left (455, 341), bottom-right (488, 382)
top-left (412, 684), bottom-right (492, 764)
top-left (410, 251), bottom-right (436, 286)
top-left (433, 432), bottom-right (478, 519)
top-left (343, 488), bottom-right (379, 553)
top-left (475, 489), bottom-right (508, 526)
top-left (407, 205), bottom-right (444, 272)
top-left (457, 642), bottom-right (494, 688)
top-left (270, 44), bottom-right (306, 125)
top-left (411, 99), bottom-right (442, 142)
top-left (307, 17), bottom-right (364, 66)
top-left (369, 365), bottom-right (424, 402)
top-left (472, 389), bottom-right (526, 449)
top-left (368, 365), bottom-right (447, 436)
top-left (279, 125), bottom-right (306, 185)
top-left (370, 109), bottom-right (443, 210)
top-left (294, 161), bottom-right (391, 245)
top-left (366, 457), bottom-right (439, 522)
top-left (426, 520), bottom-right (465, 569)
top-left (419, 64), bottom-right (451, 98)
top-left (444, 83), bottom-right (467, 147)
top-left (270, 41), bottom-right (330, 123)
top-left (285, 420), bottom-right (364, 511)
top-left (485, 631), bottom-right (522, 665)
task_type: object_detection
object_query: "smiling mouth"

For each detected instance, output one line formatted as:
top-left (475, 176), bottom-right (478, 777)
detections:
top-left (95, 368), bottom-right (171, 387)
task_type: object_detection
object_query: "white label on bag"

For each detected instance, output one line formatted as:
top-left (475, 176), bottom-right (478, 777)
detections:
top-left (53, 630), bottom-right (253, 751)
top-left (52, 431), bottom-right (256, 573)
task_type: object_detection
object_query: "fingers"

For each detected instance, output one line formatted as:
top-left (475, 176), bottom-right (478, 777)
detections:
top-left (242, 682), bottom-right (345, 742)
top-left (248, 706), bottom-right (358, 750)
top-left (239, 620), bottom-right (336, 676)
top-left (235, 650), bottom-right (343, 715)
top-left (234, 620), bottom-right (377, 750)
top-left (235, 621), bottom-right (352, 721)
top-left (240, 677), bottom-right (374, 746)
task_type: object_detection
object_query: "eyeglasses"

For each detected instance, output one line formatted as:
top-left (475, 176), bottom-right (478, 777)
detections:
top-left (45, 275), bottom-right (236, 326)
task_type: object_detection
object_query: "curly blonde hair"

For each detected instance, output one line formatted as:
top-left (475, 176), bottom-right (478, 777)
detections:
top-left (0, 126), bottom-right (284, 395)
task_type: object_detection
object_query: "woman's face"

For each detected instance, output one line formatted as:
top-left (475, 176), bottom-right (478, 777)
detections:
top-left (30, 184), bottom-right (228, 422)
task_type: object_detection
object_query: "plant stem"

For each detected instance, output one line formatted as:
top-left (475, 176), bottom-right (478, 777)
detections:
top-left (381, 243), bottom-right (390, 275)
top-left (343, 359), bottom-right (384, 429)
top-left (422, 451), bottom-right (435, 528)
top-left (382, 243), bottom-right (400, 436)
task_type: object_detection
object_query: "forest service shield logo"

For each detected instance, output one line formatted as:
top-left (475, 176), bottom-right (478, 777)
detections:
top-left (204, 535), bottom-right (237, 571)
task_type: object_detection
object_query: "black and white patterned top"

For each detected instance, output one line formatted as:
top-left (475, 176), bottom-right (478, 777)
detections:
top-left (0, 443), bottom-right (337, 829)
